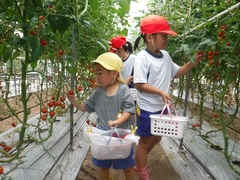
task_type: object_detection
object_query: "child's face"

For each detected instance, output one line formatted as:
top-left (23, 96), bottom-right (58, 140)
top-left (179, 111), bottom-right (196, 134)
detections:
top-left (147, 33), bottom-right (169, 51)
top-left (93, 63), bottom-right (117, 87)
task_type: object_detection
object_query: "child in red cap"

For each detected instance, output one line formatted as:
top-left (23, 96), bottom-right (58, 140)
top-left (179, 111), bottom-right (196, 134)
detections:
top-left (133, 15), bottom-right (204, 180)
top-left (109, 36), bottom-right (136, 88)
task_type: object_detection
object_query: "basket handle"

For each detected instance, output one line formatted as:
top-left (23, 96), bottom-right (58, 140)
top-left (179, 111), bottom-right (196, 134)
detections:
top-left (160, 104), bottom-right (178, 119)
top-left (107, 127), bottom-right (123, 145)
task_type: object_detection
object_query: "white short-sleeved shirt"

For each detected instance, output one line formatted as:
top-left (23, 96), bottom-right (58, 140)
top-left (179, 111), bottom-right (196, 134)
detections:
top-left (121, 54), bottom-right (136, 80)
top-left (133, 49), bottom-right (180, 112)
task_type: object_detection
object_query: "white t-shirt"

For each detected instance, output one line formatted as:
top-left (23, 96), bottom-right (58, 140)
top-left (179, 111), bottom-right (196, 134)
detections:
top-left (133, 49), bottom-right (180, 112)
top-left (121, 54), bottom-right (136, 80)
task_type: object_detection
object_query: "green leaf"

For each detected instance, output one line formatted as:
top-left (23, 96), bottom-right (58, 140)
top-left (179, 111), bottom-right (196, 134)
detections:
top-left (56, 15), bottom-right (71, 35)
top-left (89, 0), bottom-right (100, 17)
top-left (96, 41), bottom-right (106, 51)
top-left (30, 37), bottom-right (44, 62)
top-left (3, 49), bottom-right (11, 63)
top-left (48, 15), bottom-right (58, 34)
top-left (117, 0), bottom-right (130, 18)
top-left (180, 44), bottom-right (190, 54)
top-left (66, 65), bottom-right (76, 74)
top-left (30, 61), bottom-right (38, 69)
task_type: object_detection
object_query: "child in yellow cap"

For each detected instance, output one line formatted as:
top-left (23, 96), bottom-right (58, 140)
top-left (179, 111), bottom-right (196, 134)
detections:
top-left (133, 15), bottom-right (204, 180)
top-left (67, 52), bottom-right (136, 180)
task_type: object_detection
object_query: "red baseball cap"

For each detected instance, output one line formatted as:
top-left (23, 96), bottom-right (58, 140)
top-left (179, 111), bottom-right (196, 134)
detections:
top-left (109, 36), bottom-right (127, 52)
top-left (140, 15), bottom-right (177, 36)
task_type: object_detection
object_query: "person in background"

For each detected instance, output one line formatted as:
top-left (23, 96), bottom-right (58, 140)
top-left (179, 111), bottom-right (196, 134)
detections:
top-left (133, 15), bottom-right (204, 180)
top-left (109, 36), bottom-right (136, 88)
top-left (67, 52), bottom-right (136, 180)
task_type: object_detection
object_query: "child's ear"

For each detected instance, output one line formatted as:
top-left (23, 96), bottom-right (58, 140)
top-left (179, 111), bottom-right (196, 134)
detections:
top-left (146, 34), bottom-right (152, 42)
top-left (113, 70), bottom-right (119, 78)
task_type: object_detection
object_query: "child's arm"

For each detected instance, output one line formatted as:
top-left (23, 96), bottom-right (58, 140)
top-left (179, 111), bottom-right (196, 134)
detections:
top-left (108, 112), bottom-right (131, 127)
top-left (135, 83), bottom-right (171, 105)
top-left (66, 94), bottom-right (86, 112)
top-left (174, 51), bottom-right (204, 78)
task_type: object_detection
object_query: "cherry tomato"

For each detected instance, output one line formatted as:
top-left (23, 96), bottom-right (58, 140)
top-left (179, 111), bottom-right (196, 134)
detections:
top-left (58, 50), bottom-right (63, 56)
top-left (59, 96), bottom-right (65, 102)
top-left (11, 122), bottom-right (16, 127)
top-left (48, 101), bottom-right (55, 108)
top-left (41, 115), bottom-right (48, 121)
top-left (39, 15), bottom-right (44, 20)
top-left (77, 86), bottom-right (83, 92)
top-left (55, 101), bottom-right (62, 107)
top-left (40, 39), bottom-right (48, 46)
top-left (61, 104), bottom-right (66, 109)
top-left (41, 107), bottom-right (48, 114)
top-left (49, 111), bottom-right (56, 117)
top-left (30, 30), bottom-right (36, 36)
top-left (67, 90), bottom-right (74, 95)
top-left (0, 166), bottom-right (4, 174)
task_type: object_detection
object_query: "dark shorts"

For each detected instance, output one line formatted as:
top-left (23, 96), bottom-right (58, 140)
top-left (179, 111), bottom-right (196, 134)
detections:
top-left (92, 145), bottom-right (134, 169)
top-left (136, 105), bottom-right (168, 136)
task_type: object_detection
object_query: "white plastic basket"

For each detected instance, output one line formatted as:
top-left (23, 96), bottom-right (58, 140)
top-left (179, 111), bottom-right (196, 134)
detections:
top-left (130, 88), bottom-right (137, 101)
top-left (85, 127), bottom-right (133, 160)
top-left (150, 104), bottom-right (188, 138)
top-left (90, 135), bottom-right (133, 160)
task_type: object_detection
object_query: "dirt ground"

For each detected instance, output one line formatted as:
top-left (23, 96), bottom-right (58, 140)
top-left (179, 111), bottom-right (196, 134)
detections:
top-left (77, 143), bottom-right (181, 180)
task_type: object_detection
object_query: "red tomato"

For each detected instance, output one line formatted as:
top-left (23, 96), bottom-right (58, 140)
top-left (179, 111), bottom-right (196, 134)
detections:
top-left (49, 111), bottom-right (56, 117)
top-left (55, 101), bottom-right (62, 107)
top-left (67, 90), bottom-right (74, 95)
top-left (39, 15), bottom-right (44, 20)
top-left (61, 104), bottom-right (66, 109)
top-left (208, 51), bottom-right (213, 56)
top-left (58, 50), bottom-right (63, 56)
top-left (0, 166), bottom-right (4, 175)
top-left (41, 107), bottom-right (48, 114)
top-left (208, 55), bottom-right (213, 61)
top-left (86, 119), bottom-right (90, 125)
top-left (59, 96), bottom-right (65, 102)
top-left (40, 39), bottom-right (48, 46)
top-left (77, 86), bottom-right (83, 92)
top-left (30, 30), bottom-right (36, 36)
top-left (41, 115), bottom-right (48, 121)
top-left (48, 101), bottom-right (55, 108)
top-left (11, 122), bottom-right (16, 127)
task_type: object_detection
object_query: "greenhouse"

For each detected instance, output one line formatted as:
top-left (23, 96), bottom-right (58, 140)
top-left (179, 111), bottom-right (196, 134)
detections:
top-left (0, 0), bottom-right (239, 180)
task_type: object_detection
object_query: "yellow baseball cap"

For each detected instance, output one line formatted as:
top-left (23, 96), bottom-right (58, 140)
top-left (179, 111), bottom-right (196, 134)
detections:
top-left (91, 52), bottom-right (127, 84)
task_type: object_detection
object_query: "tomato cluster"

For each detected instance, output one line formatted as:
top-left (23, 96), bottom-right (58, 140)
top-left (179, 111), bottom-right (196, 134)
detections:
top-left (40, 95), bottom-right (67, 122)
top-left (0, 143), bottom-right (12, 153)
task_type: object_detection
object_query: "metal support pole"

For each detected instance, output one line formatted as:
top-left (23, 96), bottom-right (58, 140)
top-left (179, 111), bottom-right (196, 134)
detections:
top-left (179, 71), bottom-right (191, 150)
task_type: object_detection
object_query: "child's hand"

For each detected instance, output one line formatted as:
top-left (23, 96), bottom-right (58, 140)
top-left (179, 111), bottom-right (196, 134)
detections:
top-left (159, 90), bottom-right (171, 105)
top-left (108, 120), bottom-right (118, 127)
top-left (66, 90), bottom-right (75, 103)
top-left (193, 51), bottom-right (204, 65)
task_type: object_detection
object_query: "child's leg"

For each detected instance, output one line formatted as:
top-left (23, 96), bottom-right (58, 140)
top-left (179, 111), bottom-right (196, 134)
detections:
top-left (135, 136), bottom-right (161, 180)
top-left (97, 167), bottom-right (110, 180)
top-left (122, 166), bottom-right (135, 180)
